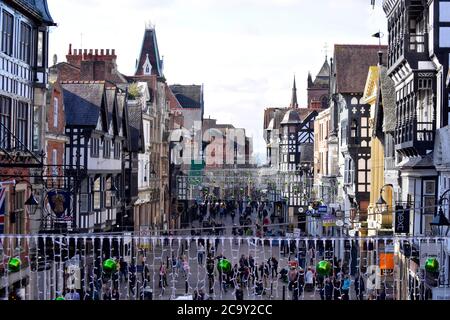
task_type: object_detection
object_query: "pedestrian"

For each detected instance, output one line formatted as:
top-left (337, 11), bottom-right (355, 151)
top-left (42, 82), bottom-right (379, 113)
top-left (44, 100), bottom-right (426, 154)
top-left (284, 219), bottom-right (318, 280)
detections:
top-left (103, 289), bottom-right (112, 300)
top-left (270, 257), bottom-right (278, 278)
top-left (354, 273), bottom-right (365, 300)
top-left (341, 275), bottom-right (351, 300)
top-left (305, 267), bottom-right (314, 292)
top-left (65, 288), bottom-right (80, 300)
top-left (159, 263), bottom-right (168, 288)
top-left (112, 288), bottom-right (120, 300)
top-left (324, 279), bottom-right (333, 300)
top-left (207, 254), bottom-right (215, 294)
top-left (235, 287), bottom-right (244, 300)
top-left (119, 258), bottom-right (128, 283)
top-left (198, 242), bottom-right (205, 265)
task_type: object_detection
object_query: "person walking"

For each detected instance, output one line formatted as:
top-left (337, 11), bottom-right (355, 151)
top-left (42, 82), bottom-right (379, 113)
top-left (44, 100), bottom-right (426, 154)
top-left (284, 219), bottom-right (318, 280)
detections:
top-left (112, 288), bottom-right (120, 300)
top-left (324, 279), bottom-right (333, 300)
top-left (103, 289), bottom-right (112, 300)
top-left (341, 275), bottom-right (351, 300)
top-left (65, 289), bottom-right (80, 300)
top-left (198, 242), bottom-right (205, 265)
top-left (235, 286), bottom-right (244, 300)
top-left (305, 267), bottom-right (314, 292)
top-left (354, 273), bottom-right (365, 300)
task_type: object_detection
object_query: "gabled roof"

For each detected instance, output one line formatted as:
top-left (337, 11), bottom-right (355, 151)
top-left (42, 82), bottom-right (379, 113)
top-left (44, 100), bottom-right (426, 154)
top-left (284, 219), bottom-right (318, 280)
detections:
top-left (314, 59), bottom-right (330, 87)
top-left (135, 26), bottom-right (163, 77)
top-left (61, 82), bottom-right (107, 128)
top-left (127, 104), bottom-right (144, 152)
top-left (334, 44), bottom-right (387, 93)
top-left (170, 85), bottom-right (203, 109)
top-left (106, 87), bottom-right (120, 136)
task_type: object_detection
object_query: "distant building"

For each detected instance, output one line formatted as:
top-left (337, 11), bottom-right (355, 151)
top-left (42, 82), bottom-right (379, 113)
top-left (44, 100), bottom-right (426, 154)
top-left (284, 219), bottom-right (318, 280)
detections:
top-left (307, 58), bottom-right (330, 109)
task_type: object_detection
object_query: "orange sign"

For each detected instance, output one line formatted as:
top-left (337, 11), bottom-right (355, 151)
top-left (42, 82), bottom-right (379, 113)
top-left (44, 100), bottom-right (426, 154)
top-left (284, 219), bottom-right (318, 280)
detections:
top-left (379, 253), bottom-right (394, 270)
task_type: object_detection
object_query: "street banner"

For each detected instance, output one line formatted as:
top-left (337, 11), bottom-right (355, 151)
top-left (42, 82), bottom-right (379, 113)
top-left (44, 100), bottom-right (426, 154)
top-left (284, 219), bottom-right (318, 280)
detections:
top-left (395, 205), bottom-right (410, 234)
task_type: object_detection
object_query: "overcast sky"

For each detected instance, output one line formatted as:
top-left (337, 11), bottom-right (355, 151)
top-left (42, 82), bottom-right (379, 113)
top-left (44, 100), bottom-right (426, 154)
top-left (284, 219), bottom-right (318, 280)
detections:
top-left (47, 0), bottom-right (387, 163)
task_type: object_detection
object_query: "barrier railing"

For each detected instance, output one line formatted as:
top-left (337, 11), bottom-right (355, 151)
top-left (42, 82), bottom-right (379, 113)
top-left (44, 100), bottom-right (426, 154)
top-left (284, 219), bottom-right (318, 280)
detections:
top-left (0, 235), bottom-right (449, 300)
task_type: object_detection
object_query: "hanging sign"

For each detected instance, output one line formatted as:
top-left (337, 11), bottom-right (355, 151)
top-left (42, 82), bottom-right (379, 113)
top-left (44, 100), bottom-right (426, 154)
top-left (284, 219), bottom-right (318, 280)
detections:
top-left (47, 190), bottom-right (71, 218)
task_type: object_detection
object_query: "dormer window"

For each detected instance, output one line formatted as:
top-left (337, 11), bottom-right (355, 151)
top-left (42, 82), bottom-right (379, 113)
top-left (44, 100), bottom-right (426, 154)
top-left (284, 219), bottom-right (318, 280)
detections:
top-left (143, 53), bottom-right (152, 75)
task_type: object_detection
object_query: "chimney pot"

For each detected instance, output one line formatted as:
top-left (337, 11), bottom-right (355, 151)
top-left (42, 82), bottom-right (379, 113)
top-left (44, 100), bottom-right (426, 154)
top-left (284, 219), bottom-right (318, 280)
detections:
top-left (89, 49), bottom-right (93, 55)
top-left (106, 49), bottom-right (110, 55)
top-left (101, 49), bottom-right (104, 55)
top-left (112, 49), bottom-right (115, 55)
top-left (69, 43), bottom-right (72, 55)
top-left (84, 49), bottom-right (88, 55)
top-left (378, 51), bottom-right (383, 66)
top-left (95, 49), bottom-right (98, 55)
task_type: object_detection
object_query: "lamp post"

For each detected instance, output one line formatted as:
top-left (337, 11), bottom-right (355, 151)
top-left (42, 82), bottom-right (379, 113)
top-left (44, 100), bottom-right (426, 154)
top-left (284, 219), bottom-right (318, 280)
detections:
top-left (375, 184), bottom-right (394, 234)
top-left (430, 189), bottom-right (450, 237)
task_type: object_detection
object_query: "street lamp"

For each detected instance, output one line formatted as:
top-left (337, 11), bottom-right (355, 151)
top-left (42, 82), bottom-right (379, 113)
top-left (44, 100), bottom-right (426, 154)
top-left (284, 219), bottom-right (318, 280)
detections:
top-left (375, 184), bottom-right (394, 229)
top-left (24, 187), bottom-right (39, 215)
top-left (430, 189), bottom-right (450, 236)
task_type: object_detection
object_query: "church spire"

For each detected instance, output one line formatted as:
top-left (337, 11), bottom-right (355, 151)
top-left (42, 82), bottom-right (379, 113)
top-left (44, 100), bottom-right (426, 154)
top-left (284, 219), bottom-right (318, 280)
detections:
top-left (290, 75), bottom-right (298, 108)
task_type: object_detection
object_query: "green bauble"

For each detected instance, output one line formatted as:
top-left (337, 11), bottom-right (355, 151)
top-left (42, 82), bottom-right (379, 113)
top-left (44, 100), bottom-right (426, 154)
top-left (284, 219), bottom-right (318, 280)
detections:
top-left (217, 259), bottom-right (231, 273)
top-left (316, 260), bottom-right (332, 276)
top-left (55, 296), bottom-right (65, 300)
top-left (8, 258), bottom-right (21, 273)
top-left (425, 258), bottom-right (439, 273)
top-left (103, 258), bottom-right (117, 273)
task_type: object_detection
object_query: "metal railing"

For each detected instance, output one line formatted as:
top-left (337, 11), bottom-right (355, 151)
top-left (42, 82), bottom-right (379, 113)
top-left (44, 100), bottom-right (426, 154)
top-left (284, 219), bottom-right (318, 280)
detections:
top-left (0, 235), bottom-right (449, 300)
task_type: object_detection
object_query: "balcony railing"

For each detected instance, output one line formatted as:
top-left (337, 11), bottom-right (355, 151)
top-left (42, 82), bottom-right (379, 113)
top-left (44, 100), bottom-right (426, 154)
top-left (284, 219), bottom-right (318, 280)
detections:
top-left (1, 235), bottom-right (449, 300)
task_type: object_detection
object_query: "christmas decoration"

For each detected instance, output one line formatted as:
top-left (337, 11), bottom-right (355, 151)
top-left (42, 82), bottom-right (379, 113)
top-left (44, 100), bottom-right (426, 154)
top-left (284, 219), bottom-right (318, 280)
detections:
top-left (424, 258), bottom-right (439, 273)
top-left (103, 258), bottom-right (117, 273)
top-left (217, 259), bottom-right (231, 273)
top-left (316, 260), bottom-right (332, 276)
top-left (8, 258), bottom-right (21, 273)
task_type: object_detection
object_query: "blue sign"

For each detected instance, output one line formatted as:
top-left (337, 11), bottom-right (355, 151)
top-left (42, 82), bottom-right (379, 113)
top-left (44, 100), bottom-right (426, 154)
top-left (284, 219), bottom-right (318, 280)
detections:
top-left (318, 206), bottom-right (328, 213)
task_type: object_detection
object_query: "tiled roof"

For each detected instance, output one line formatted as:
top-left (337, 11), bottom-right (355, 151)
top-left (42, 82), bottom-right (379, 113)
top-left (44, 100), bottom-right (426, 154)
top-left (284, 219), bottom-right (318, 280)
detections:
top-left (314, 59), bottom-right (330, 87)
top-left (105, 88), bottom-right (116, 126)
top-left (62, 82), bottom-right (105, 127)
top-left (16, 0), bottom-right (54, 24)
top-left (135, 27), bottom-right (163, 77)
top-left (127, 105), bottom-right (144, 152)
top-left (170, 85), bottom-right (202, 109)
top-left (334, 44), bottom-right (387, 93)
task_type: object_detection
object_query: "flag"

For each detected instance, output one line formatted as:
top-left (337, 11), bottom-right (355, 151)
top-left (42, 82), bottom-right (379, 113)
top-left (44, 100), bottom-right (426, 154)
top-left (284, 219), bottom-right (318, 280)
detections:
top-left (372, 32), bottom-right (382, 38)
top-left (0, 184), bottom-right (6, 234)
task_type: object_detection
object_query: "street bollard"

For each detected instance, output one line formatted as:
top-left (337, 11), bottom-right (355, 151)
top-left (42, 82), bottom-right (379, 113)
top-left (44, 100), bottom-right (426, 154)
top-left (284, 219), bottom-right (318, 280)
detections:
top-left (282, 285), bottom-right (286, 300)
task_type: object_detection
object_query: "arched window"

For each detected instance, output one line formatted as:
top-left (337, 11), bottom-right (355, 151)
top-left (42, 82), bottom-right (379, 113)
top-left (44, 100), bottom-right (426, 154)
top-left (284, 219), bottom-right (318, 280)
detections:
top-left (351, 97), bottom-right (358, 105)
top-left (145, 66), bottom-right (150, 74)
top-left (351, 119), bottom-right (358, 138)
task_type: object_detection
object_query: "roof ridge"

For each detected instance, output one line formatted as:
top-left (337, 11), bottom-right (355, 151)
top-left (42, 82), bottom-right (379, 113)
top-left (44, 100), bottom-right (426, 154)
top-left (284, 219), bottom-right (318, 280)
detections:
top-left (61, 80), bottom-right (106, 84)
